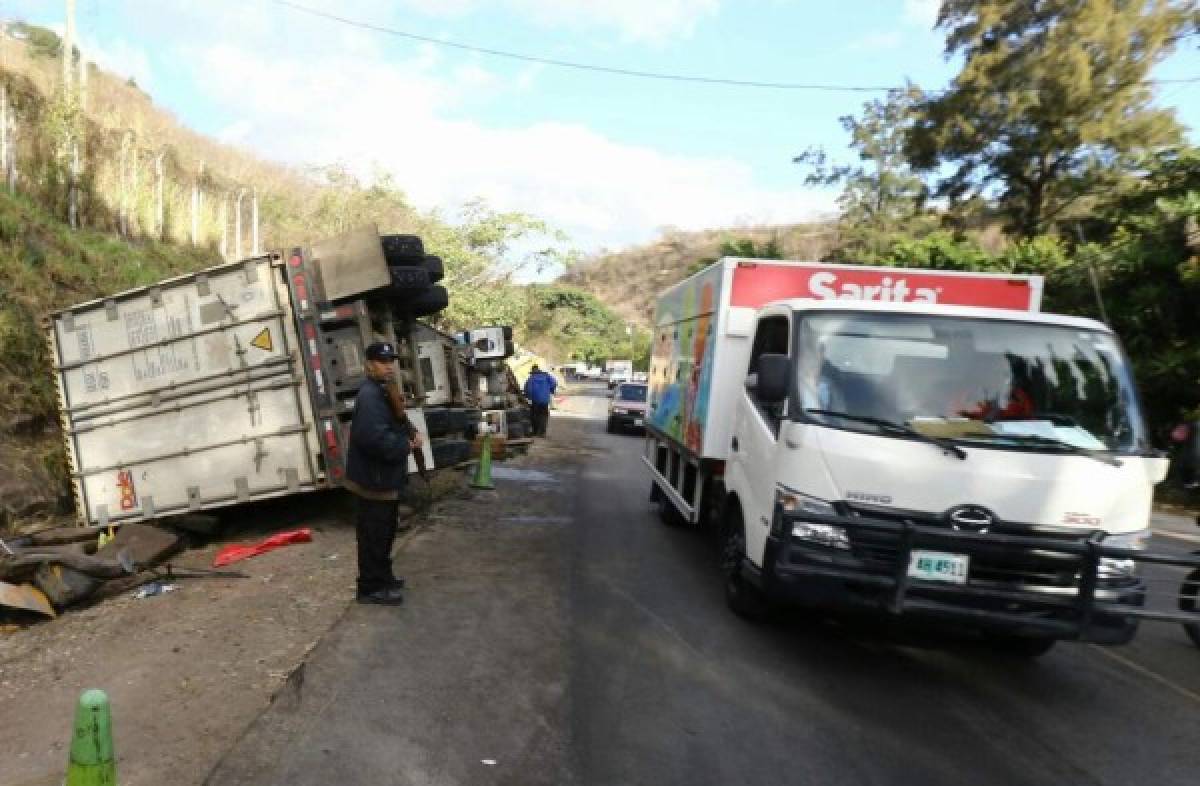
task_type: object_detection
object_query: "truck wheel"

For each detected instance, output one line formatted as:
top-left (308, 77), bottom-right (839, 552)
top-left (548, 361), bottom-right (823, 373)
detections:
top-left (1179, 567), bottom-right (1200, 648)
top-left (606, 418), bottom-right (616, 434)
top-left (721, 506), bottom-right (770, 620)
top-left (984, 635), bottom-right (1057, 658)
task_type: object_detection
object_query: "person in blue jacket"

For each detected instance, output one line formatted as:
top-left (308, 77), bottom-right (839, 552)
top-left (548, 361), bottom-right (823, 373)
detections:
top-left (345, 342), bottom-right (422, 605)
top-left (523, 365), bottom-right (558, 437)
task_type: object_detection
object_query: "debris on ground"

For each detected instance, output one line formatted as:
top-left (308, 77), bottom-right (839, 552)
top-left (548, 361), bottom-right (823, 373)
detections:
top-left (132, 581), bottom-right (179, 599)
top-left (212, 528), bottom-right (313, 568)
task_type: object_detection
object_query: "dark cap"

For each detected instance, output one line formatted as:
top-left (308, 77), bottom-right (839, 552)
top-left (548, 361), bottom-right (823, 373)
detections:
top-left (365, 342), bottom-right (399, 361)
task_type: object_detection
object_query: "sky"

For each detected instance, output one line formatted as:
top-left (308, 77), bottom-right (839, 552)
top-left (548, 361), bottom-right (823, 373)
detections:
top-left (5, 0), bottom-right (1199, 264)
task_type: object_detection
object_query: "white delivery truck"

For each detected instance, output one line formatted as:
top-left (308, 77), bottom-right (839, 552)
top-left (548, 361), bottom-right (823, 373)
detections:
top-left (45, 225), bottom-right (465, 528)
top-left (645, 258), bottom-right (1198, 654)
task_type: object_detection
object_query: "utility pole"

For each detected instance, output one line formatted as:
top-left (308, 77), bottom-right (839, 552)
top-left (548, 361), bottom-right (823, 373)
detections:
top-left (1, 21), bottom-right (8, 180)
top-left (251, 188), bottom-right (259, 254)
top-left (63, 0), bottom-right (76, 94)
top-left (234, 188), bottom-right (245, 259)
top-left (155, 151), bottom-right (166, 238)
top-left (64, 0), bottom-right (79, 228)
top-left (220, 195), bottom-right (228, 260)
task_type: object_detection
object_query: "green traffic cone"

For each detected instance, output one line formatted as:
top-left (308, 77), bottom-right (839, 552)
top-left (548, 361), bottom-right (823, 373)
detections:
top-left (470, 434), bottom-right (495, 490)
top-left (65, 689), bottom-right (117, 786)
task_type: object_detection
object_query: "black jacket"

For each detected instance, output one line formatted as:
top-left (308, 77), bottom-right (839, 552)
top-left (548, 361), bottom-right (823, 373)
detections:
top-left (346, 378), bottom-right (411, 493)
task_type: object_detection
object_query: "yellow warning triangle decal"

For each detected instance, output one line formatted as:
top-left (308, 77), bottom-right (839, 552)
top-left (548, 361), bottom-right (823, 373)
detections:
top-left (250, 327), bottom-right (273, 352)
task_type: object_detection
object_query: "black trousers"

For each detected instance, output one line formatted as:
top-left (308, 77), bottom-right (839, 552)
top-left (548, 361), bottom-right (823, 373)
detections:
top-left (531, 403), bottom-right (550, 436)
top-left (354, 495), bottom-right (400, 595)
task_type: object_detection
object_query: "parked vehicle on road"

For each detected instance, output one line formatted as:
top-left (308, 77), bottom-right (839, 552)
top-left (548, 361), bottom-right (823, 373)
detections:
top-left (606, 359), bottom-right (633, 388)
top-left (607, 383), bottom-right (648, 434)
top-left (644, 257), bottom-right (1200, 654)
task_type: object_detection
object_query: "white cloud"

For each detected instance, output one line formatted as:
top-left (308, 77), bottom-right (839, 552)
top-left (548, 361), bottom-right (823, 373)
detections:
top-left (396, 0), bottom-right (720, 42)
top-left (188, 42), bottom-right (831, 251)
top-left (903, 0), bottom-right (941, 28)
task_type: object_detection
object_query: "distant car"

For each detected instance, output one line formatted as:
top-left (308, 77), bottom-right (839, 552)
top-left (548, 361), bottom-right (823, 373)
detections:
top-left (607, 382), bottom-right (648, 434)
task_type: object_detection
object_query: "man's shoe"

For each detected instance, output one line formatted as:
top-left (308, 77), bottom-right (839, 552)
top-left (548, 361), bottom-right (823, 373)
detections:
top-left (356, 588), bottom-right (404, 606)
top-left (389, 577), bottom-right (406, 589)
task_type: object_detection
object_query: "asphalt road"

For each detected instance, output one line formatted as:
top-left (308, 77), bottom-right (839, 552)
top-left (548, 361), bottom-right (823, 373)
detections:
top-left (209, 386), bottom-right (1200, 785)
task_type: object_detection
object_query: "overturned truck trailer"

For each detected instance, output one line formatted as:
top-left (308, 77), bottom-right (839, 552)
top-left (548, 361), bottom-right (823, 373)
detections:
top-left (46, 225), bottom-right (476, 528)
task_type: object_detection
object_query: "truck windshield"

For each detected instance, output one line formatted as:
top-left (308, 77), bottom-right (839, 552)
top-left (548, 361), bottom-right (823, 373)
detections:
top-left (618, 384), bottom-right (647, 402)
top-left (795, 313), bottom-right (1148, 454)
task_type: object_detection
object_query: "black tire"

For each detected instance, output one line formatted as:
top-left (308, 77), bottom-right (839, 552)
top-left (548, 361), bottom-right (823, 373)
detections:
top-left (721, 505), bottom-right (770, 620)
top-left (423, 255), bottom-right (444, 284)
top-left (1179, 567), bottom-right (1200, 648)
top-left (984, 635), bottom-right (1057, 658)
top-left (386, 265), bottom-right (431, 291)
top-left (423, 408), bottom-right (453, 438)
top-left (395, 285), bottom-right (448, 318)
top-left (606, 418), bottom-right (616, 434)
top-left (381, 234), bottom-right (424, 264)
top-left (430, 438), bottom-right (470, 468)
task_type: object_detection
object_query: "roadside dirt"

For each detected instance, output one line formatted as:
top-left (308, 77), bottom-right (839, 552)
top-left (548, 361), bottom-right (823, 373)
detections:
top-left (0, 475), bottom-right (457, 786)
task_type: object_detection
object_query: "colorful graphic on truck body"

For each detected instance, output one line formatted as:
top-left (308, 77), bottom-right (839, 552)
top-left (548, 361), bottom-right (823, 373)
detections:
top-left (647, 263), bottom-right (726, 454)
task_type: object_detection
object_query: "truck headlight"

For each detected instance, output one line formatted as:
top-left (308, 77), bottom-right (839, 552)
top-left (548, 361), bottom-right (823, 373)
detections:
top-left (611, 407), bottom-right (628, 415)
top-left (777, 490), bottom-right (849, 549)
top-left (1099, 530), bottom-right (1150, 579)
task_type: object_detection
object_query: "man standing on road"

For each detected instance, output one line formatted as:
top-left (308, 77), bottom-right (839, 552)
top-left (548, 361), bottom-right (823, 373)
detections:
top-left (345, 342), bottom-right (423, 605)
top-left (524, 365), bottom-right (557, 438)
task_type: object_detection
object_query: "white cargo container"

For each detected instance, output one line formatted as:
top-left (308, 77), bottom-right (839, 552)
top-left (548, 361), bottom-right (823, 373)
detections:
top-left (47, 226), bottom-right (437, 527)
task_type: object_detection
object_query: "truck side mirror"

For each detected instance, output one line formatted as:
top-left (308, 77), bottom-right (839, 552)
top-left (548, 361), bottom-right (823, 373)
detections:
top-left (755, 353), bottom-right (790, 404)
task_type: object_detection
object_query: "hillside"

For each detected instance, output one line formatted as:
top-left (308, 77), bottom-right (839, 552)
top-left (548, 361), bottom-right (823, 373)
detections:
top-left (560, 222), bottom-right (840, 328)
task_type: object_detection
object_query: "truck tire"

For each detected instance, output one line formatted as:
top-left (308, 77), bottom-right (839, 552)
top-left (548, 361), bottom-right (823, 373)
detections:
top-left (651, 481), bottom-right (684, 527)
top-left (1179, 566), bottom-right (1200, 648)
top-left (721, 505), bottom-right (771, 620)
top-left (423, 408), bottom-right (453, 438)
top-left (423, 255), bottom-right (444, 284)
top-left (386, 265), bottom-right (431, 291)
top-left (395, 285), bottom-right (449, 318)
top-left (381, 234), bottom-right (424, 264)
top-left (606, 417), bottom-right (616, 434)
top-left (431, 438), bottom-right (470, 468)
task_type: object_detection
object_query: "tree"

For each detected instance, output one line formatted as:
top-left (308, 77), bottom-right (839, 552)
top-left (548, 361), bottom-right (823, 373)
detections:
top-left (685, 236), bottom-right (782, 277)
top-left (906, 0), bottom-right (1193, 238)
top-left (796, 87), bottom-right (928, 229)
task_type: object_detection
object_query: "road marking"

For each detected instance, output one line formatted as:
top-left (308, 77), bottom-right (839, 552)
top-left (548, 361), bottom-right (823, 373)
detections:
top-left (1153, 529), bottom-right (1200, 545)
top-left (1089, 645), bottom-right (1200, 705)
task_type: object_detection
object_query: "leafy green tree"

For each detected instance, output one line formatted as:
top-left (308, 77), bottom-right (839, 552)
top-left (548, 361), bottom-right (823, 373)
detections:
top-left (686, 236), bottom-right (783, 277)
top-left (906, 0), bottom-right (1193, 237)
top-left (796, 86), bottom-right (929, 248)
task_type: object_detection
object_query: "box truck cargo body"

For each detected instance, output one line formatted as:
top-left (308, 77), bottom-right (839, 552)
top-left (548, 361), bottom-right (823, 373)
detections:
top-left (47, 226), bottom-right (446, 527)
top-left (644, 258), bottom-right (1198, 652)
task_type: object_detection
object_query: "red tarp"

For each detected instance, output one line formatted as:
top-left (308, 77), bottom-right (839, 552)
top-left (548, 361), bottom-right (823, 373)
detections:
top-left (212, 528), bottom-right (312, 568)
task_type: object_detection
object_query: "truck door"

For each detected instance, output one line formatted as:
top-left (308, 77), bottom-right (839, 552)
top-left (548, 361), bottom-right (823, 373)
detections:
top-left (728, 314), bottom-right (790, 567)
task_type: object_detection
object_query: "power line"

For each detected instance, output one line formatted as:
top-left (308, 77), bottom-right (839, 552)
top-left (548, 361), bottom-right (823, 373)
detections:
top-left (269, 0), bottom-right (892, 92)
top-left (270, 0), bottom-right (1199, 95)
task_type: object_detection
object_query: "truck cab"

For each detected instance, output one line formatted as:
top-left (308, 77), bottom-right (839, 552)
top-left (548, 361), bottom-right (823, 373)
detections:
top-left (722, 299), bottom-right (1166, 650)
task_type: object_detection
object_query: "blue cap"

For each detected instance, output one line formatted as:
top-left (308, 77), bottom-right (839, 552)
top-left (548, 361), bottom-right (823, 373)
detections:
top-left (365, 342), bottom-right (399, 361)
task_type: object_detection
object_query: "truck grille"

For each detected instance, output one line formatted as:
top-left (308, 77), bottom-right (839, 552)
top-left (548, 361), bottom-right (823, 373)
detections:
top-left (844, 505), bottom-right (1090, 589)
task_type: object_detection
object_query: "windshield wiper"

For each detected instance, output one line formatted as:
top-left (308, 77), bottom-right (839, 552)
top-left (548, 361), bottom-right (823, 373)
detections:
top-left (804, 409), bottom-right (968, 460)
top-left (976, 433), bottom-right (1123, 467)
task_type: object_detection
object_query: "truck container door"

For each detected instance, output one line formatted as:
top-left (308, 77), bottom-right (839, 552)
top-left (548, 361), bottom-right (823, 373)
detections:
top-left (727, 314), bottom-right (791, 566)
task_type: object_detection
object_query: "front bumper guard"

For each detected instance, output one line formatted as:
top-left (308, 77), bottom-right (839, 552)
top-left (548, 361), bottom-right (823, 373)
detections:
top-left (762, 511), bottom-right (1200, 642)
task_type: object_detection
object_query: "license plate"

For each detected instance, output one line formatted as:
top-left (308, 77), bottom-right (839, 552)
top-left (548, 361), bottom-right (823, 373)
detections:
top-left (633, 418), bottom-right (644, 426)
top-left (907, 550), bottom-right (969, 584)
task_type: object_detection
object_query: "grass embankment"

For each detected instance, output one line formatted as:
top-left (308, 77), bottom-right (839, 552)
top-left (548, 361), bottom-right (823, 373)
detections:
top-left (0, 190), bottom-right (220, 489)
